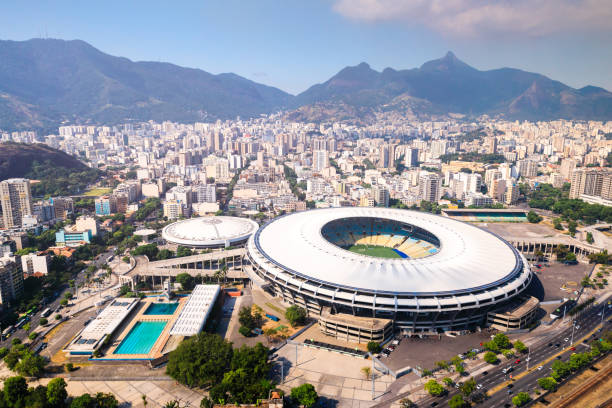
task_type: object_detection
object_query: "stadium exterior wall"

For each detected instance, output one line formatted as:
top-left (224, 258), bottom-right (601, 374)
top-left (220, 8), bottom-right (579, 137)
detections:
top-left (245, 209), bottom-right (533, 339)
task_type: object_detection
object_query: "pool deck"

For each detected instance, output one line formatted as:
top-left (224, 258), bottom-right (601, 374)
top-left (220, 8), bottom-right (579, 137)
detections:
top-left (100, 297), bottom-right (188, 360)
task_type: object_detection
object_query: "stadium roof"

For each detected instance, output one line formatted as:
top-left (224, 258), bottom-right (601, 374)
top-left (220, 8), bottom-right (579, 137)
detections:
top-left (252, 208), bottom-right (522, 294)
top-left (162, 216), bottom-right (258, 247)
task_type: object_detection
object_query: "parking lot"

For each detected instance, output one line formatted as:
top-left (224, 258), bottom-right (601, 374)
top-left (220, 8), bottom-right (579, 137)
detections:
top-left (381, 331), bottom-right (493, 372)
top-left (527, 262), bottom-right (593, 301)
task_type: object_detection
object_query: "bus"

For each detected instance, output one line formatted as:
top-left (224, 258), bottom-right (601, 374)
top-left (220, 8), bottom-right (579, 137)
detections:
top-left (15, 318), bottom-right (28, 329)
top-left (2, 326), bottom-right (14, 339)
top-left (41, 308), bottom-right (52, 318)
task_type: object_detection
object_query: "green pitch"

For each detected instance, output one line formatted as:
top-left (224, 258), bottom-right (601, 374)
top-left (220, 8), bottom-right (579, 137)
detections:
top-left (347, 244), bottom-right (401, 259)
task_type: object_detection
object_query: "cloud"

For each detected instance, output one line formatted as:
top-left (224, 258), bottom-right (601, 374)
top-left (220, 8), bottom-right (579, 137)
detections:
top-left (332, 0), bottom-right (612, 37)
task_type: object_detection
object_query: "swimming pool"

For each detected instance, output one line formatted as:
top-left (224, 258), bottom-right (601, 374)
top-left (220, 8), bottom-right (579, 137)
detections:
top-left (114, 321), bottom-right (166, 355)
top-left (143, 302), bottom-right (179, 315)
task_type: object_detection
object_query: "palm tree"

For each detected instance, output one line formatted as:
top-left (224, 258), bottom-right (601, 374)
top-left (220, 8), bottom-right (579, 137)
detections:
top-left (361, 366), bottom-right (371, 380)
top-left (142, 395), bottom-right (147, 408)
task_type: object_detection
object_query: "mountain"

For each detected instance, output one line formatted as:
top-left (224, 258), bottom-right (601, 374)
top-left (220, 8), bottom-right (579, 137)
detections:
top-left (1, 40), bottom-right (611, 130)
top-left (0, 39), bottom-right (292, 130)
top-left (291, 52), bottom-right (612, 122)
top-left (0, 142), bottom-right (101, 196)
top-left (0, 142), bottom-right (88, 180)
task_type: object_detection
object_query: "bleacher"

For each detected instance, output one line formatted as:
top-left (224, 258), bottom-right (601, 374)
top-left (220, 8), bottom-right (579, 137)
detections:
top-left (322, 218), bottom-right (440, 259)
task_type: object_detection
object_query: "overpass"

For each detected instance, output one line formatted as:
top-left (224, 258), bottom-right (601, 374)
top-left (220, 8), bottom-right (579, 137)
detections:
top-left (120, 248), bottom-right (247, 289)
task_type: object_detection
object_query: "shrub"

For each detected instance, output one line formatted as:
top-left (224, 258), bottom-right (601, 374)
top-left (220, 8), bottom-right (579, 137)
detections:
top-left (290, 383), bottom-right (318, 408)
top-left (424, 379), bottom-right (444, 397)
top-left (238, 326), bottom-right (252, 337)
top-left (367, 341), bottom-right (382, 354)
top-left (65, 362), bottom-right (74, 372)
top-left (39, 318), bottom-right (48, 326)
top-left (484, 351), bottom-right (498, 364)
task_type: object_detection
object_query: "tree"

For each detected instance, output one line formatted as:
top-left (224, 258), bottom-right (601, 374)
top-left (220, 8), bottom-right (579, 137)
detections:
top-left (399, 398), bottom-right (416, 408)
top-left (553, 218), bottom-right (564, 230)
top-left (568, 220), bottom-right (577, 237)
top-left (587, 232), bottom-right (594, 244)
top-left (70, 393), bottom-right (95, 408)
top-left (285, 305), bottom-right (307, 327)
top-left (435, 360), bottom-right (449, 371)
top-left (484, 351), bottom-right (499, 364)
top-left (367, 341), bottom-right (382, 354)
top-left (15, 352), bottom-right (46, 377)
top-left (200, 397), bottom-right (213, 408)
top-left (39, 318), bottom-right (48, 326)
top-left (290, 383), bottom-right (318, 408)
top-left (449, 394), bottom-right (468, 408)
top-left (424, 379), bottom-right (444, 397)
top-left (565, 252), bottom-right (577, 262)
top-left (238, 306), bottom-right (256, 330)
top-left (361, 366), bottom-right (371, 379)
top-left (527, 211), bottom-right (542, 223)
top-left (512, 392), bottom-right (531, 407)
top-left (460, 378), bottom-right (476, 397)
top-left (514, 340), bottom-right (527, 354)
top-left (166, 333), bottom-right (233, 388)
top-left (502, 349), bottom-right (515, 359)
top-left (442, 377), bottom-right (454, 387)
top-left (47, 378), bottom-right (68, 408)
top-left (175, 273), bottom-right (195, 291)
top-left (484, 340), bottom-right (499, 353)
top-left (493, 333), bottom-right (512, 350)
top-left (239, 326), bottom-right (252, 337)
top-left (537, 377), bottom-right (558, 391)
top-left (60, 299), bottom-right (68, 306)
top-left (3, 376), bottom-right (28, 408)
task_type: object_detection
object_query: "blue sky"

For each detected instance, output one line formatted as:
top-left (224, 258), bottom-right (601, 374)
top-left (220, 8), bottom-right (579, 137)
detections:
top-left (1, 0), bottom-right (611, 94)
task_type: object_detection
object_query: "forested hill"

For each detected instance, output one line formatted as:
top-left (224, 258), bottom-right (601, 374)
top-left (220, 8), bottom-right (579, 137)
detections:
top-left (0, 142), bottom-right (101, 196)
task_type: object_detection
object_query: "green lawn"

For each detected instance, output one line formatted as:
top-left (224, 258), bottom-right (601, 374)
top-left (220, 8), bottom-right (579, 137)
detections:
top-left (347, 244), bottom-right (401, 259)
top-left (83, 187), bottom-right (112, 197)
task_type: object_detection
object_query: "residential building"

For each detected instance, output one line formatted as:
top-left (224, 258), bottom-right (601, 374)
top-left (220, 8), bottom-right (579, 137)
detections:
top-left (0, 259), bottom-right (23, 306)
top-left (21, 252), bottom-right (50, 276)
top-left (419, 173), bottom-right (441, 202)
top-left (95, 196), bottom-right (116, 216)
top-left (0, 178), bottom-right (33, 229)
top-left (55, 229), bottom-right (93, 247)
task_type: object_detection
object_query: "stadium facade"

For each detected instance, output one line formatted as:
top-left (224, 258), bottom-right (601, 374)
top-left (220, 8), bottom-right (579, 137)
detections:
top-left (246, 208), bottom-right (533, 342)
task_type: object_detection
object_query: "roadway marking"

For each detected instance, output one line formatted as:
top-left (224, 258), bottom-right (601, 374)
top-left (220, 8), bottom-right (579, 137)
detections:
top-left (487, 317), bottom-right (611, 396)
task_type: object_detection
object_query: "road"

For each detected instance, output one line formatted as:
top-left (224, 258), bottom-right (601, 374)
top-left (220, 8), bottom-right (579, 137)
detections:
top-left (390, 296), bottom-right (612, 408)
top-left (0, 249), bottom-right (117, 349)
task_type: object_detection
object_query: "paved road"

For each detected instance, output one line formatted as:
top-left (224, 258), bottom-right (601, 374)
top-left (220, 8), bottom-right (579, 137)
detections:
top-left (382, 296), bottom-right (612, 408)
top-left (1, 249), bottom-right (117, 349)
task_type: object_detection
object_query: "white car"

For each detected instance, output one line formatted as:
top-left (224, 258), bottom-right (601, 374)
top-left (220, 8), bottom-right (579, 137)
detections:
top-left (537, 366), bottom-right (543, 371)
top-left (564, 338), bottom-right (569, 342)
top-left (476, 384), bottom-right (483, 390)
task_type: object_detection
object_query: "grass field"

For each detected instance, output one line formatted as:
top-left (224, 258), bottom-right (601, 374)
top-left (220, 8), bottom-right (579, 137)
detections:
top-left (347, 244), bottom-right (401, 258)
top-left (83, 187), bottom-right (112, 197)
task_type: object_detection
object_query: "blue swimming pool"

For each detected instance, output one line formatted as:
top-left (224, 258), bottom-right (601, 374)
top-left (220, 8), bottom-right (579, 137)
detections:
top-left (143, 302), bottom-right (179, 315)
top-left (114, 321), bottom-right (166, 355)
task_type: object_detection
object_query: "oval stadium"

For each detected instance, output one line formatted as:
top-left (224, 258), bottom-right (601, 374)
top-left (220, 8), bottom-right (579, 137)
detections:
top-left (162, 216), bottom-right (259, 248)
top-left (246, 207), bottom-right (533, 342)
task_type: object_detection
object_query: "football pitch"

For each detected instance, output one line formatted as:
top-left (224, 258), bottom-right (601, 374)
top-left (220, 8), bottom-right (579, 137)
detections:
top-left (347, 244), bottom-right (402, 258)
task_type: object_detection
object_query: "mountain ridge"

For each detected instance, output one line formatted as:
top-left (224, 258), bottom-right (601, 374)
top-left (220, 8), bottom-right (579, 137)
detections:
top-left (0, 39), bottom-right (611, 130)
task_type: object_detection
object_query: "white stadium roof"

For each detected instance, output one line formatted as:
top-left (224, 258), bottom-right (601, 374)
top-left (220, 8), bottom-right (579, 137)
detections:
top-left (252, 208), bottom-right (522, 295)
top-left (162, 216), bottom-right (259, 247)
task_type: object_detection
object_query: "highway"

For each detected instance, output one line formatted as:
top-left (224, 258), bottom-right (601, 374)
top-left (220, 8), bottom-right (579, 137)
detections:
top-left (0, 248), bottom-right (116, 349)
top-left (411, 296), bottom-right (612, 408)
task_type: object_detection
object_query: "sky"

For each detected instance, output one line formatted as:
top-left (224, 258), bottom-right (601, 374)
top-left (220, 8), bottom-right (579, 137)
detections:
top-left (1, 0), bottom-right (611, 95)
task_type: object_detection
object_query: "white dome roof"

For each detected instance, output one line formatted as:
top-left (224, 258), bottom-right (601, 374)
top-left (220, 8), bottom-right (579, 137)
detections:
top-left (162, 216), bottom-right (259, 247)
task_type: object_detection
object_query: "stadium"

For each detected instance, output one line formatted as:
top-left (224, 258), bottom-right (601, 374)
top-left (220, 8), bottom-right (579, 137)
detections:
top-left (162, 216), bottom-right (259, 248)
top-left (246, 207), bottom-right (533, 342)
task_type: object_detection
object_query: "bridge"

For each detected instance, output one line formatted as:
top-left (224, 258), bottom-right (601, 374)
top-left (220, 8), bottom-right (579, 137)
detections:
top-left (119, 248), bottom-right (247, 289)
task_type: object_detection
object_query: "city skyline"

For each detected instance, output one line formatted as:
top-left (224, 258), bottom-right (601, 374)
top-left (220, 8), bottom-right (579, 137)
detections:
top-left (1, 1), bottom-right (611, 94)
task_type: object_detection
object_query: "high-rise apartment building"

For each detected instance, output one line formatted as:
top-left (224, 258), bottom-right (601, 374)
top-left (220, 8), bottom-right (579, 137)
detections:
top-left (419, 173), bottom-right (441, 203)
top-left (373, 185), bottom-right (390, 207)
top-left (569, 169), bottom-right (604, 199)
top-left (379, 144), bottom-right (395, 169)
top-left (0, 178), bottom-right (33, 229)
top-left (517, 160), bottom-right (538, 178)
top-left (405, 148), bottom-right (419, 168)
top-left (0, 259), bottom-right (23, 306)
top-left (313, 150), bottom-right (329, 172)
